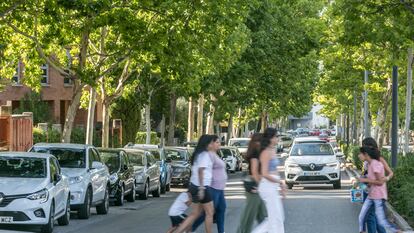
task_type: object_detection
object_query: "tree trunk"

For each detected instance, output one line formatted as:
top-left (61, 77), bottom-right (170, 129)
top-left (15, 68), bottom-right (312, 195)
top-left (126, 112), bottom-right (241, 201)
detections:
top-left (233, 108), bottom-right (242, 137)
top-left (62, 82), bottom-right (83, 142)
top-left (205, 102), bottom-right (215, 134)
top-left (244, 121), bottom-right (249, 137)
top-left (160, 114), bottom-right (166, 147)
top-left (187, 97), bottom-right (195, 142)
top-left (167, 93), bottom-right (177, 145)
top-left (403, 48), bottom-right (413, 155)
top-left (145, 103), bottom-right (151, 144)
top-left (260, 111), bottom-right (267, 133)
top-left (101, 100), bottom-right (110, 148)
top-left (86, 87), bottom-right (97, 144)
top-left (197, 94), bottom-right (204, 137)
top-left (377, 79), bottom-right (392, 149)
top-left (227, 113), bottom-right (233, 144)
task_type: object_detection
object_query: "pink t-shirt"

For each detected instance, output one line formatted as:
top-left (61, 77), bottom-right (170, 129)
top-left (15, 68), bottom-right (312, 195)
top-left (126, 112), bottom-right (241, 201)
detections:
top-left (367, 159), bottom-right (387, 200)
top-left (209, 152), bottom-right (228, 190)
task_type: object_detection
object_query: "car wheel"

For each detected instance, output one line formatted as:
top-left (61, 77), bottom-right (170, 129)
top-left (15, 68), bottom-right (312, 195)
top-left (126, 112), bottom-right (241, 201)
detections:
top-left (287, 183), bottom-right (294, 189)
top-left (126, 182), bottom-right (136, 202)
top-left (152, 182), bottom-right (161, 198)
top-left (115, 185), bottom-right (124, 206)
top-left (57, 195), bottom-right (70, 226)
top-left (333, 180), bottom-right (341, 189)
top-left (78, 188), bottom-right (91, 219)
top-left (160, 178), bottom-right (166, 194)
top-left (96, 187), bottom-right (109, 215)
top-left (139, 181), bottom-right (149, 200)
top-left (40, 202), bottom-right (54, 233)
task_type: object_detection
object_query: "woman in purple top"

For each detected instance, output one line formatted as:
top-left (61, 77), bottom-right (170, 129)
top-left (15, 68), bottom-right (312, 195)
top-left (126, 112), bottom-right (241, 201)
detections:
top-left (192, 139), bottom-right (228, 233)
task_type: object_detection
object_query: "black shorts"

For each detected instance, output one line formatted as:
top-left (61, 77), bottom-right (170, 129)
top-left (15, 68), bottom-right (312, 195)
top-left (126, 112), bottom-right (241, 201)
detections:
top-left (170, 214), bottom-right (187, 227)
top-left (188, 183), bottom-right (212, 204)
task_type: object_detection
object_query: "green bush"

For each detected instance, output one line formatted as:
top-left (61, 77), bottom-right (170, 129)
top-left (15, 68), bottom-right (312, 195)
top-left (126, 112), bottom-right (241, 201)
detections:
top-left (71, 127), bottom-right (86, 144)
top-left (47, 129), bottom-right (61, 143)
top-left (135, 131), bottom-right (160, 145)
top-left (33, 127), bottom-right (47, 144)
top-left (348, 145), bottom-right (363, 171)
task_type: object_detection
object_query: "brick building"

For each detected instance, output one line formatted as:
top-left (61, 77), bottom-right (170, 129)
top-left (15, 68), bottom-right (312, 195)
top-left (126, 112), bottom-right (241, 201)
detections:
top-left (0, 62), bottom-right (102, 129)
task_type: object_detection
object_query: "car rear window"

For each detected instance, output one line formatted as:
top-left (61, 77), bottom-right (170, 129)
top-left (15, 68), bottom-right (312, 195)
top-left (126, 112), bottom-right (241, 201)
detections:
top-left (127, 151), bottom-right (144, 166)
top-left (290, 143), bottom-right (334, 156)
top-left (0, 156), bottom-right (47, 178)
top-left (100, 151), bottom-right (120, 173)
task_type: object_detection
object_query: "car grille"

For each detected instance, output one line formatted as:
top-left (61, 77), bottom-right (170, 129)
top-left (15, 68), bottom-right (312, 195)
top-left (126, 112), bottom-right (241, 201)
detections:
top-left (0, 194), bottom-right (28, 208)
top-left (296, 176), bottom-right (329, 181)
top-left (299, 164), bottom-right (325, 171)
top-left (0, 211), bottom-right (30, 221)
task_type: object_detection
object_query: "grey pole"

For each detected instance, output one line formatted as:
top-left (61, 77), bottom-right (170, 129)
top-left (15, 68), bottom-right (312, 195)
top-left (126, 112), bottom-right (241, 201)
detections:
top-left (364, 70), bottom-right (370, 138)
top-left (391, 66), bottom-right (399, 168)
top-left (353, 89), bottom-right (357, 144)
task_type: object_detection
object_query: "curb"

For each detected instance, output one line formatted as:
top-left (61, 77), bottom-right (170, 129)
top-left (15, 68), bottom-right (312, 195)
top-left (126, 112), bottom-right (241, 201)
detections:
top-left (345, 166), bottom-right (413, 232)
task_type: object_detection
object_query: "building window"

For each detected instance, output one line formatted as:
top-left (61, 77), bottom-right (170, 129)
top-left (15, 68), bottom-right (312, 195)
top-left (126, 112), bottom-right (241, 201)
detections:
top-left (41, 64), bottom-right (49, 85)
top-left (12, 65), bottom-right (21, 85)
top-left (64, 76), bottom-right (71, 85)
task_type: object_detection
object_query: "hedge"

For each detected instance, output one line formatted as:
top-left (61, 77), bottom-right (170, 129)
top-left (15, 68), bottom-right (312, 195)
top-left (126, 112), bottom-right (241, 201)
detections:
top-left (33, 127), bottom-right (61, 144)
top-left (350, 146), bottom-right (414, 226)
top-left (135, 131), bottom-right (160, 145)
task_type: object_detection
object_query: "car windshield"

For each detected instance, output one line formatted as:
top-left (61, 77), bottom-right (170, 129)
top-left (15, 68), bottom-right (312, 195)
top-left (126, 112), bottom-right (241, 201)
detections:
top-left (32, 147), bottom-right (86, 168)
top-left (0, 156), bottom-right (47, 178)
top-left (100, 152), bottom-right (120, 173)
top-left (290, 143), bottom-right (334, 156)
top-left (165, 149), bottom-right (186, 161)
top-left (127, 151), bottom-right (144, 166)
top-left (229, 140), bottom-right (250, 148)
top-left (220, 149), bottom-right (233, 158)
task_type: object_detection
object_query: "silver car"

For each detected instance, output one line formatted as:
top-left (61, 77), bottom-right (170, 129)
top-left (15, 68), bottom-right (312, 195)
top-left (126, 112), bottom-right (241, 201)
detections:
top-left (124, 149), bottom-right (161, 200)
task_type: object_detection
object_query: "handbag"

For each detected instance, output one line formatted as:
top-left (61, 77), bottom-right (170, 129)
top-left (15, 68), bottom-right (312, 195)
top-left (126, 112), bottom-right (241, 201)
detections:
top-left (243, 175), bottom-right (258, 193)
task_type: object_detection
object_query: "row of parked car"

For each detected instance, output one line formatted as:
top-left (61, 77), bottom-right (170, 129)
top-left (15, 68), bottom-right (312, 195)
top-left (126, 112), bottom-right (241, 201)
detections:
top-left (0, 143), bottom-right (194, 233)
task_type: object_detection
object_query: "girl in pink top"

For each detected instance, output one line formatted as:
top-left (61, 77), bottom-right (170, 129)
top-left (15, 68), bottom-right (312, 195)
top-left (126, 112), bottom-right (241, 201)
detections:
top-left (357, 147), bottom-right (401, 233)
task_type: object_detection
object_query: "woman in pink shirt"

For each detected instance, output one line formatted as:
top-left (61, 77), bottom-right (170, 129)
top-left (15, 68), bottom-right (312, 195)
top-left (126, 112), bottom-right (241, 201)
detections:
top-left (357, 146), bottom-right (401, 233)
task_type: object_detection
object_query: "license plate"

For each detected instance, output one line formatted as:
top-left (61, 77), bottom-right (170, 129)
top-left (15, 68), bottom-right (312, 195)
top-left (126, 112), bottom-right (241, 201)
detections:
top-left (303, 172), bottom-right (320, 176)
top-left (0, 217), bottom-right (13, 223)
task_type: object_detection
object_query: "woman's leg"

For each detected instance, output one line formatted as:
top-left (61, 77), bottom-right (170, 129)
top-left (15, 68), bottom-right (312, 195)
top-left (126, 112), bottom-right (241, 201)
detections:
top-left (173, 204), bottom-right (203, 233)
top-left (359, 199), bottom-right (374, 232)
top-left (236, 192), bottom-right (260, 233)
top-left (215, 190), bottom-right (226, 233)
top-left (372, 199), bottom-right (400, 233)
top-left (256, 196), bottom-right (267, 223)
top-left (191, 212), bottom-right (206, 232)
top-left (366, 205), bottom-right (378, 233)
top-left (202, 201), bottom-right (215, 233)
top-left (256, 184), bottom-right (284, 233)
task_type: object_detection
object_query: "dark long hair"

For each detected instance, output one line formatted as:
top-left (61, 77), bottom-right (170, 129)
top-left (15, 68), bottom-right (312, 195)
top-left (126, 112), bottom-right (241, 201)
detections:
top-left (191, 134), bottom-right (219, 165)
top-left (260, 128), bottom-right (277, 152)
top-left (360, 146), bottom-right (380, 161)
top-left (362, 137), bottom-right (382, 158)
top-left (246, 133), bottom-right (263, 161)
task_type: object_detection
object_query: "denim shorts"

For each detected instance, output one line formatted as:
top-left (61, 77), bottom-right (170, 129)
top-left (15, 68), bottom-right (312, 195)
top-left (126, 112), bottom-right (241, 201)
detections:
top-left (188, 183), bottom-right (212, 204)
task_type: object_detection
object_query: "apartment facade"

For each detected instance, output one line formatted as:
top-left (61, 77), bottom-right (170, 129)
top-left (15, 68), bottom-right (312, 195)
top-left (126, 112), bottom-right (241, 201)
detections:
top-left (0, 62), bottom-right (102, 129)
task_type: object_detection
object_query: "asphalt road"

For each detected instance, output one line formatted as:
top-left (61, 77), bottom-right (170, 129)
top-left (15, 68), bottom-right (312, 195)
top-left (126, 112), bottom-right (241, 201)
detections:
top-left (1, 160), bottom-right (361, 233)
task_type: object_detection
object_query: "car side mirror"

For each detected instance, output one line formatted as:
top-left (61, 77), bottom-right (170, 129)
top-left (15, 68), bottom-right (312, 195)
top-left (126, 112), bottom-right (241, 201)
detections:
top-left (53, 174), bottom-right (62, 184)
top-left (91, 161), bottom-right (104, 170)
top-left (281, 153), bottom-right (289, 158)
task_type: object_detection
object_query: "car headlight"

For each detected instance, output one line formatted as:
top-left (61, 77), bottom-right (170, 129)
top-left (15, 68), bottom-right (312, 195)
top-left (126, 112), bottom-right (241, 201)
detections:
top-left (69, 176), bottom-right (83, 184)
top-left (109, 173), bottom-right (119, 185)
top-left (27, 189), bottom-right (49, 203)
top-left (287, 163), bottom-right (300, 168)
top-left (326, 162), bottom-right (339, 168)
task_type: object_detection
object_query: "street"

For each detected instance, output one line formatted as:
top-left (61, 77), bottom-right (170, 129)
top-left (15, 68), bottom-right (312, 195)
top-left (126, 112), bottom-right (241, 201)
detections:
top-left (1, 159), bottom-right (360, 233)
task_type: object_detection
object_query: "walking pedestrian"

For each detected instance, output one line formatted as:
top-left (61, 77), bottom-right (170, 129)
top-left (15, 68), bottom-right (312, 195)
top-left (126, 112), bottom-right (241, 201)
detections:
top-left (252, 128), bottom-right (285, 233)
top-left (236, 133), bottom-right (267, 233)
top-left (361, 137), bottom-right (394, 233)
top-left (173, 135), bottom-right (217, 233)
top-left (357, 146), bottom-right (401, 233)
top-left (192, 136), bottom-right (227, 233)
top-left (167, 192), bottom-right (192, 233)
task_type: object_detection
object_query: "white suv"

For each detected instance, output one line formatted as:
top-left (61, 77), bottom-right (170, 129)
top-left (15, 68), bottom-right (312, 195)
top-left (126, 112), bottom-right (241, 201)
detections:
top-left (31, 143), bottom-right (110, 219)
top-left (284, 139), bottom-right (341, 189)
top-left (0, 152), bottom-right (70, 233)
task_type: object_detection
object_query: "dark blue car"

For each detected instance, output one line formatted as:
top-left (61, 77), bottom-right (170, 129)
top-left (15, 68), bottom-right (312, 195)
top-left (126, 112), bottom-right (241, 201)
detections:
top-left (125, 144), bottom-right (172, 194)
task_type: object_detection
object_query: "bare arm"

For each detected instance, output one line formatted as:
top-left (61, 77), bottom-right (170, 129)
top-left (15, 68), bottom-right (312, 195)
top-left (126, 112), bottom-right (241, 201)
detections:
top-left (198, 167), bottom-right (205, 188)
top-left (250, 158), bottom-right (261, 183)
top-left (359, 172), bottom-right (386, 185)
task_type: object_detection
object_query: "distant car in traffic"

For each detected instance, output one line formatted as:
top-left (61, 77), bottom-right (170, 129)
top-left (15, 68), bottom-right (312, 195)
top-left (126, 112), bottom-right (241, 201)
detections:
top-left (228, 138), bottom-right (250, 157)
top-left (284, 138), bottom-right (341, 189)
top-left (165, 147), bottom-right (192, 187)
top-left (124, 148), bottom-right (161, 200)
top-left (124, 144), bottom-right (172, 194)
top-left (219, 147), bottom-right (243, 173)
top-left (31, 143), bottom-right (110, 219)
top-left (0, 152), bottom-right (71, 233)
top-left (98, 148), bottom-right (136, 206)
